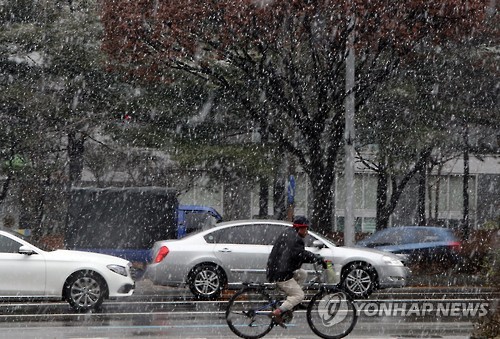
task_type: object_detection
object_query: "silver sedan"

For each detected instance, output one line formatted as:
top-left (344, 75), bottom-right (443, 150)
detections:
top-left (145, 220), bottom-right (409, 299)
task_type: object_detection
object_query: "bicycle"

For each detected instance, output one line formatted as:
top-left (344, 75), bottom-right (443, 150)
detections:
top-left (225, 264), bottom-right (358, 339)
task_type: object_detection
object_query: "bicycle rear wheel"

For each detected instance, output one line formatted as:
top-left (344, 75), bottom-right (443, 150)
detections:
top-left (226, 288), bottom-right (275, 339)
top-left (306, 290), bottom-right (358, 339)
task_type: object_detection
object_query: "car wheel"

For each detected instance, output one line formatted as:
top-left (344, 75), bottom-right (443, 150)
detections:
top-left (64, 270), bottom-right (107, 312)
top-left (341, 262), bottom-right (377, 299)
top-left (188, 264), bottom-right (225, 300)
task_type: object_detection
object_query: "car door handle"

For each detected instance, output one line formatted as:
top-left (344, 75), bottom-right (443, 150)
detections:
top-left (218, 248), bottom-right (232, 253)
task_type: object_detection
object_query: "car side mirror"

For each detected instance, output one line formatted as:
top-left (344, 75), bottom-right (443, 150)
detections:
top-left (312, 240), bottom-right (326, 249)
top-left (19, 246), bottom-right (36, 255)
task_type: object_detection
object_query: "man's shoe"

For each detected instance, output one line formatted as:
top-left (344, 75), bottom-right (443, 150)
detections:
top-left (268, 309), bottom-right (287, 328)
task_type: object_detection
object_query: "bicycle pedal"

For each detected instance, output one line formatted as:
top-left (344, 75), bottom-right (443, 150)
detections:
top-left (281, 310), bottom-right (294, 324)
top-left (274, 320), bottom-right (287, 329)
top-left (268, 313), bottom-right (287, 328)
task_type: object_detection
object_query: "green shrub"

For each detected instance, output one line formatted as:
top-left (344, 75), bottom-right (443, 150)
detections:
top-left (471, 225), bottom-right (499, 338)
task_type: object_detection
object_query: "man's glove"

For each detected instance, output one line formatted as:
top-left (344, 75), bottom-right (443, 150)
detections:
top-left (321, 259), bottom-right (328, 269)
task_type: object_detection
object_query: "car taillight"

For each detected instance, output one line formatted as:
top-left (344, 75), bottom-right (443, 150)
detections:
top-left (154, 246), bottom-right (169, 263)
top-left (449, 241), bottom-right (462, 252)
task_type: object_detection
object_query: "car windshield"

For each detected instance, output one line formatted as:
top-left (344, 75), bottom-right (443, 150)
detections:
top-left (309, 231), bottom-right (337, 247)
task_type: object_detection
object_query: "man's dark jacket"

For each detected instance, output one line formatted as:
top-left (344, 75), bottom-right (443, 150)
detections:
top-left (266, 227), bottom-right (318, 282)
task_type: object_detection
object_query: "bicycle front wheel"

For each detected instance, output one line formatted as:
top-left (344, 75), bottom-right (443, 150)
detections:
top-left (226, 288), bottom-right (275, 339)
top-left (306, 290), bottom-right (358, 339)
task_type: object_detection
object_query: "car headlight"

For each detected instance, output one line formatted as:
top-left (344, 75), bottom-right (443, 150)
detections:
top-left (382, 255), bottom-right (404, 266)
top-left (107, 264), bottom-right (128, 277)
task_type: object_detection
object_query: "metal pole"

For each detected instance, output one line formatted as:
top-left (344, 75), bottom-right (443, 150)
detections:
top-left (344, 11), bottom-right (356, 247)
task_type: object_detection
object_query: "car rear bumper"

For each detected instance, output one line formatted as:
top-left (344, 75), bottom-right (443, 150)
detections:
top-left (144, 263), bottom-right (187, 287)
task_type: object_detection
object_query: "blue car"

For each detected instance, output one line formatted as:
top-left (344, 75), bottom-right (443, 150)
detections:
top-left (356, 226), bottom-right (462, 265)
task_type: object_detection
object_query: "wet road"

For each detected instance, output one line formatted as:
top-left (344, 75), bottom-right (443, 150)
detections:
top-left (0, 280), bottom-right (497, 339)
top-left (0, 311), bottom-right (481, 339)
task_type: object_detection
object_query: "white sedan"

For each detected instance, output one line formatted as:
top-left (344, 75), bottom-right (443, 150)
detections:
top-left (146, 220), bottom-right (410, 299)
top-left (0, 228), bottom-right (135, 311)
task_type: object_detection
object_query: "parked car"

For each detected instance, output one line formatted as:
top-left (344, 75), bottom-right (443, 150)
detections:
top-left (145, 219), bottom-right (409, 299)
top-left (356, 226), bottom-right (462, 265)
top-left (0, 228), bottom-right (135, 311)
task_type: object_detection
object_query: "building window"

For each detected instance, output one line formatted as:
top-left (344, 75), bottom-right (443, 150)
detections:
top-left (363, 217), bottom-right (376, 233)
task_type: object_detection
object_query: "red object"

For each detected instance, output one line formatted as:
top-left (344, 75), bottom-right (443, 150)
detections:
top-left (449, 241), bottom-right (462, 252)
top-left (293, 223), bottom-right (309, 228)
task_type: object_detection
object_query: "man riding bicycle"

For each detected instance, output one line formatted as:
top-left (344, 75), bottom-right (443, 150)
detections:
top-left (266, 216), bottom-right (327, 326)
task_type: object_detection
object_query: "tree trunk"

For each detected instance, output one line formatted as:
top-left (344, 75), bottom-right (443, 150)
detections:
top-left (65, 131), bottom-right (86, 243)
top-left (462, 122), bottom-right (470, 240)
top-left (258, 120), bottom-right (270, 218)
top-left (0, 171), bottom-right (13, 206)
top-left (417, 162), bottom-right (427, 225)
top-left (258, 176), bottom-right (269, 217)
top-left (430, 164), bottom-right (443, 225)
top-left (309, 170), bottom-right (335, 236)
top-left (273, 174), bottom-right (286, 220)
top-left (434, 177), bottom-right (441, 222)
top-left (376, 168), bottom-right (390, 230)
top-left (67, 131), bottom-right (86, 187)
top-left (0, 140), bottom-right (19, 206)
top-left (223, 175), bottom-right (252, 219)
top-left (375, 147), bottom-right (433, 230)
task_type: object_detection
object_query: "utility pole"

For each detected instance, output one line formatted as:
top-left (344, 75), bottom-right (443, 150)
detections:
top-left (344, 10), bottom-right (356, 247)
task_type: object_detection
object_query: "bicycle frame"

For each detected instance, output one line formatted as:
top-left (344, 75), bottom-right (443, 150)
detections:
top-left (248, 299), bottom-right (279, 317)
top-left (226, 264), bottom-right (357, 339)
